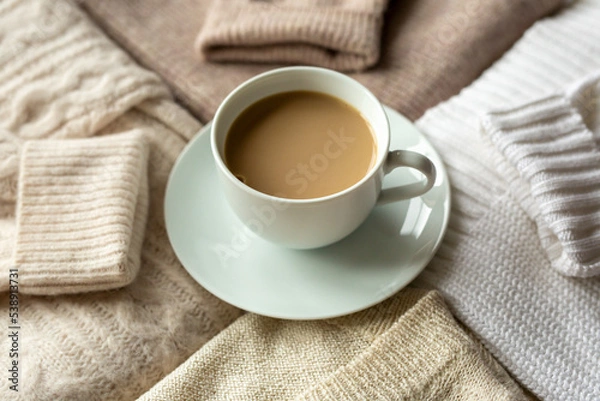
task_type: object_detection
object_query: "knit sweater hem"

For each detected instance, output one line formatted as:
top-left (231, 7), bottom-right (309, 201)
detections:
top-left (481, 79), bottom-right (600, 277)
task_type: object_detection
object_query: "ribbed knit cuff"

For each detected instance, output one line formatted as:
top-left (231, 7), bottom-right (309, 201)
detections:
top-left (195, 0), bottom-right (388, 72)
top-left (482, 92), bottom-right (600, 277)
top-left (13, 131), bottom-right (150, 295)
top-left (296, 292), bottom-right (527, 401)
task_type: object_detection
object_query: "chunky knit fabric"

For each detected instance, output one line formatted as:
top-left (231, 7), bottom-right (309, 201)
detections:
top-left (0, 1), bottom-right (242, 399)
top-left (139, 289), bottom-right (530, 401)
top-left (195, 0), bottom-right (389, 72)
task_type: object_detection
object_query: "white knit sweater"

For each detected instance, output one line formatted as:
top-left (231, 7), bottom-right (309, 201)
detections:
top-left (414, 1), bottom-right (600, 400)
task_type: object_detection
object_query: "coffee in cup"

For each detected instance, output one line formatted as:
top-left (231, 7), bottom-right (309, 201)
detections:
top-left (211, 66), bottom-right (436, 249)
top-left (224, 90), bottom-right (377, 199)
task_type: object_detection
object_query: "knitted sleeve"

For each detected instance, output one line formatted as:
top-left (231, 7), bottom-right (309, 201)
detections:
top-left (481, 72), bottom-right (600, 277)
top-left (0, 130), bottom-right (150, 294)
top-left (195, 0), bottom-right (389, 72)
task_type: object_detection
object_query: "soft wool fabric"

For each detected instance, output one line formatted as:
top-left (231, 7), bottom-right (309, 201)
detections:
top-left (0, 1), bottom-right (242, 399)
top-left (139, 289), bottom-right (530, 401)
top-left (195, 0), bottom-right (389, 72)
top-left (407, 1), bottom-right (600, 400)
top-left (6, 131), bottom-right (150, 295)
top-left (79, 0), bottom-right (564, 122)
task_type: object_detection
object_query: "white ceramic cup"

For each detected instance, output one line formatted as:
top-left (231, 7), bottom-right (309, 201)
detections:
top-left (211, 66), bottom-right (436, 249)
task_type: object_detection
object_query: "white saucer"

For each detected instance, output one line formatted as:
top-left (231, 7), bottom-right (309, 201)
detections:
top-left (165, 106), bottom-right (450, 320)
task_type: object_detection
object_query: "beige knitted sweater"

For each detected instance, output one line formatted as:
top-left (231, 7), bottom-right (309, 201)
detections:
top-left (139, 289), bottom-right (530, 401)
top-left (0, 1), bottom-right (241, 399)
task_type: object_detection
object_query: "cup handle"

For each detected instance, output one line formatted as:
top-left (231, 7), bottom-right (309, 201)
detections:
top-left (377, 150), bottom-right (436, 205)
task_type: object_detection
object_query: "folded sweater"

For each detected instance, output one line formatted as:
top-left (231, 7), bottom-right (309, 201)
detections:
top-left (0, 130), bottom-right (150, 295)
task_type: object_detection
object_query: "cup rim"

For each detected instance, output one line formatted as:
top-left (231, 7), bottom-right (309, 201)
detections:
top-left (210, 66), bottom-right (390, 204)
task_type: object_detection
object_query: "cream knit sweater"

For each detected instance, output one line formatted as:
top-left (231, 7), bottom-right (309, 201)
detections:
top-left (0, 1), bottom-right (242, 399)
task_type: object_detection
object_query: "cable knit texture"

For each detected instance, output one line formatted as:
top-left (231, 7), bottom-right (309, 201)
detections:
top-left (79, 0), bottom-right (564, 122)
top-left (139, 289), bottom-right (530, 401)
top-left (0, 0), bottom-right (242, 399)
top-left (195, 0), bottom-right (389, 72)
top-left (410, 1), bottom-right (600, 400)
top-left (12, 131), bottom-right (150, 294)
